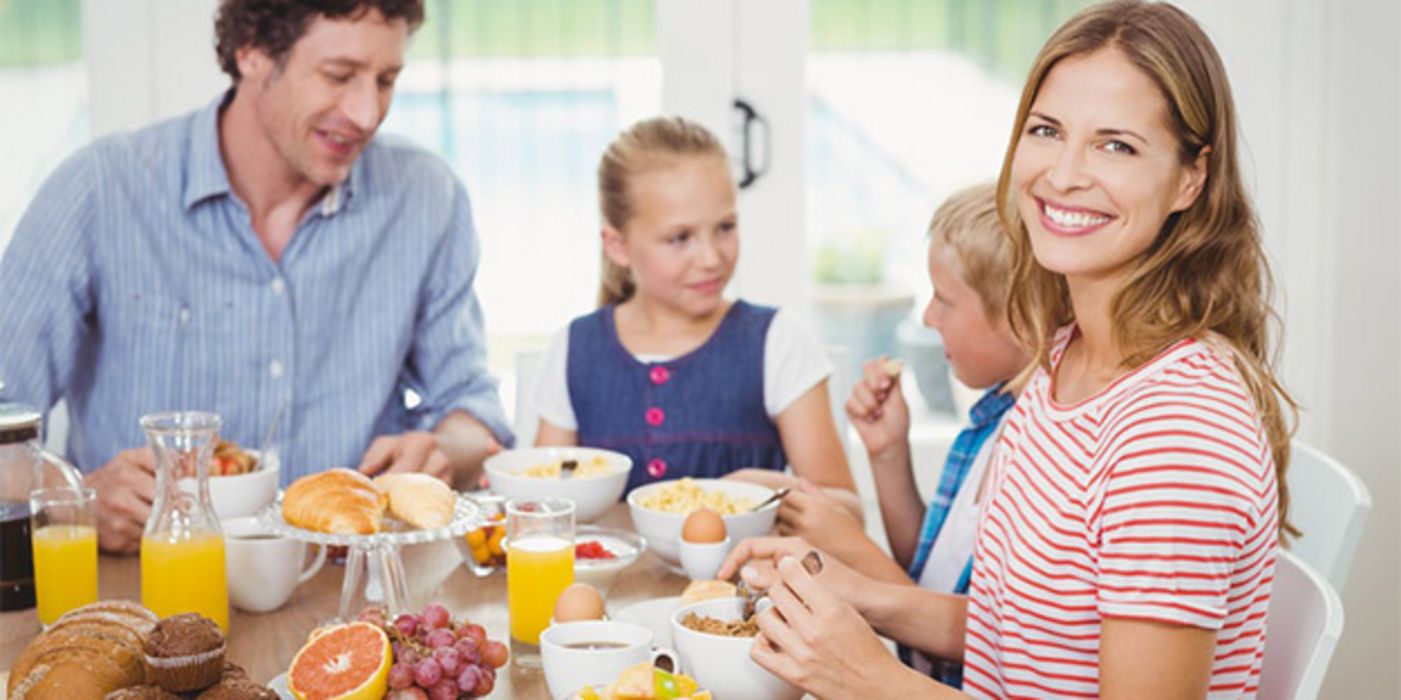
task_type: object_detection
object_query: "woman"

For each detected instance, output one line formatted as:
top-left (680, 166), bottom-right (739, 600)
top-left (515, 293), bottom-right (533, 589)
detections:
top-left (719, 3), bottom-right (1295, 698)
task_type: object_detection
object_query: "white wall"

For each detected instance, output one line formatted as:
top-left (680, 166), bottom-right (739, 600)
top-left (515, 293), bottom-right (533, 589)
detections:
top-left (1182, 1), bottom-right (1401, 696)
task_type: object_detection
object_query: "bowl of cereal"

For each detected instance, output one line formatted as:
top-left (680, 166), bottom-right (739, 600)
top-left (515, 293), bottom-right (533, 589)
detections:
top-left (626, 478), bottom-right (778, 565)
top-left (671, 597), bottom-right (800, 700)
top-left (485, 447), bottom-right (632, 522)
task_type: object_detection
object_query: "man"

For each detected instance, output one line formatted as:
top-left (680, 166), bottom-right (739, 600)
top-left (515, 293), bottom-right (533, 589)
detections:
top-left (0, 0), bottom-right (511, 553)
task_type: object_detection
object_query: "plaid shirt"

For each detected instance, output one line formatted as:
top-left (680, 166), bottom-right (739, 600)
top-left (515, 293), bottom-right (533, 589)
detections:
top-left (899, 385), bottom-right (1016, 687)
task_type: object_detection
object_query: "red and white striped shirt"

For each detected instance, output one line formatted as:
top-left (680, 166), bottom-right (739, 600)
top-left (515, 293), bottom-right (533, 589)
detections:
top-left (963, 330), bottom-right (1278, 699)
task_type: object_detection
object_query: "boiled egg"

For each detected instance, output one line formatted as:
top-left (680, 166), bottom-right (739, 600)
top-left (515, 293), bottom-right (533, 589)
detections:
top-left (553, 582), bottom-right (606, 623)
top-left (681, 508), bottom-right (727, 544)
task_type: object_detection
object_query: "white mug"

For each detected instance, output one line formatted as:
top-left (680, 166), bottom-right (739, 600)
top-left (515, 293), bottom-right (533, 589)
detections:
top-left (222, 516), bottom-right (325, 613)
top-left (540, 620), bottom-right (678, 700)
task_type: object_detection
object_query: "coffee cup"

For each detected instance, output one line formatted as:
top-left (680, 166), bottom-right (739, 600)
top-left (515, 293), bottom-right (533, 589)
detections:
top-left (221, 516), bottom-right (325, 613)
top-left (541, 620), bottom-right (678, 700)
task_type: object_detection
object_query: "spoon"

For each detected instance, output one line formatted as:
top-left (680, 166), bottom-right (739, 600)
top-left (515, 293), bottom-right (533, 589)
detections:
top-left (559, 458), bottom-right (579, 480)
top-left (737, 577), bottom-right (762, 621)
top-left (749, 486), bottom-right (791, 513)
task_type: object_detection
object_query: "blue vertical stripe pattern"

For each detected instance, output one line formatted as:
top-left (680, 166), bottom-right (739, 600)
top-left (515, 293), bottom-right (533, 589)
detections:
top-left (0, 93), bottom-right (513, 483)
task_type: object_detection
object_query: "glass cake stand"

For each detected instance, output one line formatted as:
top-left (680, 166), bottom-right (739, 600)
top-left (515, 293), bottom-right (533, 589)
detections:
top-left (259, 493), bottom-right (484, 621)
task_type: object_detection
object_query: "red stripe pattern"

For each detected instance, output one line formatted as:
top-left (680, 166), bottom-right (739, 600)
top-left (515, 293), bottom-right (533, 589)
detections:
top-left (964, 332), bottom-right (1278, 699)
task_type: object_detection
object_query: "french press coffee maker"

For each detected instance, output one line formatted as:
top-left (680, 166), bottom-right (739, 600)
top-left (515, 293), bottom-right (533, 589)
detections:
top-left (0, 402), bottom-right (83, 611)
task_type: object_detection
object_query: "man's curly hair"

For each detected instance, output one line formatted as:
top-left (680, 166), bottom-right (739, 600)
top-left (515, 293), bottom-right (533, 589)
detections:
top-left (215, 0), bottom-right (425, 82)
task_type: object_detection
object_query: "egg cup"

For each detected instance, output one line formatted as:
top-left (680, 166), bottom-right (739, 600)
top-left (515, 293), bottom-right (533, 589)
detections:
top-left (678, 536), bottom-right (732, 581)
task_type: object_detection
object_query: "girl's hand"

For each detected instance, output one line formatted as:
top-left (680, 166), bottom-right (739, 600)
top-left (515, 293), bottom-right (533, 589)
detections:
top-left (844, 356), bottom-right (911, 460)
top-left (775, 478), bottom-right (866, 553)
top-left (750, 555), bottom-right (912, 698)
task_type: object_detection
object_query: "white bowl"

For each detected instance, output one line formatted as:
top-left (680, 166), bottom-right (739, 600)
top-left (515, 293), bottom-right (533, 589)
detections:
top-left (181, 450), bottom-right (279, 520)
top-left (671, 597), bottom-right (801, 700)
top-left (573, 526), bottom-right (645, 593)
top-left (485, 447), bottom-right (631, 523)
top-left (626, 479), bottom-right (777, 565)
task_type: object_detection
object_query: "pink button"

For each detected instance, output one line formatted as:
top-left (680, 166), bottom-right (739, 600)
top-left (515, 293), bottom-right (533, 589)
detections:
top-left (645, 407), bottom-right (665, 427)
top-left (647, 458), bottom-right (667, 478)
top-left (649, 366), bottom-right (671, 385)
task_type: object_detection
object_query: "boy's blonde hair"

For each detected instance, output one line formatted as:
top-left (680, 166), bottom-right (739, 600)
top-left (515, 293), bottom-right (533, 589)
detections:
top-left (928, 182), bottom-right (1011, 321)
top-left (596, 116), bottom-right (729, 307)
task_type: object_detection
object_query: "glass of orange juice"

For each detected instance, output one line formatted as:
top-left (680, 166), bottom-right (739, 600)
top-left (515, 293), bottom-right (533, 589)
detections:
top-left (29, 486), bottom-right (98, 626)
top-left (506, 497), bottom-right (574, 667)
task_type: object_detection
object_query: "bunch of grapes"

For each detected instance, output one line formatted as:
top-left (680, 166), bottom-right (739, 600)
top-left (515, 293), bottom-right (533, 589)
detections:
top-left (358, 604), bottom-right (510, 699)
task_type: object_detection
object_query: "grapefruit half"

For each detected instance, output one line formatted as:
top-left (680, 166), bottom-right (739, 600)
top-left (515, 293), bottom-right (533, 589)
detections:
top-left (287, 621), bottom-right (391, 700)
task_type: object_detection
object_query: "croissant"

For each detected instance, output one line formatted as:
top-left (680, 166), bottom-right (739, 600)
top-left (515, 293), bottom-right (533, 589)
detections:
top-left (374, 473), bottom-right (456, 529)
top-left (282, 468), bottom-right (387, 535)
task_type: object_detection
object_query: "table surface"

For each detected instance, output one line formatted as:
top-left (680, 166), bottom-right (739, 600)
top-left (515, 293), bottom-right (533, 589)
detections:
top-left (0, 504), bottom-right (689, 698)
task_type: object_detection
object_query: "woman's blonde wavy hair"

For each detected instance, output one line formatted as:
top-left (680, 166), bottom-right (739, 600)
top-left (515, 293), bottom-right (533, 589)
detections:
top-left (995, 0), bottom-right (1298, 535)
top-left (595, 116), bottom-right (729, 307)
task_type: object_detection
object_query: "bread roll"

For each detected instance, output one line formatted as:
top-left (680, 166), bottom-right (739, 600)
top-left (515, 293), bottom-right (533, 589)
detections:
top-left (282, 468), bottom-right (387, 535)
top-left (7, 601), bottom-right (156, 700)
top-left (679, 579), bottom-right (737, 604)
top-left (374, 473), bottom-right (455, 529)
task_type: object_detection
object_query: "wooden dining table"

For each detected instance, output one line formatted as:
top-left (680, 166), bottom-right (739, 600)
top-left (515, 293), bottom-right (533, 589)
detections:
top-left (0, 503), bottom-right (690, 698)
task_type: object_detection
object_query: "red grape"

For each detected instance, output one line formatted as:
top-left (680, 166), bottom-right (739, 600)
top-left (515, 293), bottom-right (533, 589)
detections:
top-left (393, 614), bottom-right (419, 637)
top-left (421, 603), bottom-right (451, 630)
top-left (481, 640), bottom-right (508, 669)
top-left (386, 689), bottom-right (428, 700)
top-left (474, 665), bottom-right (496, 696)
top-left (428, 679), bottom-right (458, 700)
top-left (433, 646), bottom-right (463, 676)
top-left (456, 665), bottom-right (484, 693)
top-left (413, 658), bottom-right (443, 687)
top-left (387, 662), bottom-right (415, 690)
top-left (462, 624), bottom-right (487, 648)
top-left (426, 629), bottom-right (456, 649)
top-left (454, 637), bottom-right (481, 665)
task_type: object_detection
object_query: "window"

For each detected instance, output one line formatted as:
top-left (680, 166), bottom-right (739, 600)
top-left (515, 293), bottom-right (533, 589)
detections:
top-left (0, 0), bottom-right (87, 252)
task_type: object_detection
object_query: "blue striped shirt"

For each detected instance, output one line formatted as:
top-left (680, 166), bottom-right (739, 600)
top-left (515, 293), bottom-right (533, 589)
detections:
top-left (0, 94), bottom-right (512, 483)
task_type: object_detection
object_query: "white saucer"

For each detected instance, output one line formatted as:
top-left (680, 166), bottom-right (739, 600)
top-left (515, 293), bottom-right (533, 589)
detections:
top-left (265, 672), bottom-right (294, 700)
top-left (612, 595), bottom-right (682, 648)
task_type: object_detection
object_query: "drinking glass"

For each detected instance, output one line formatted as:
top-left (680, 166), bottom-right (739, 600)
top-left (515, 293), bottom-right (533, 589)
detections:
top-left (506, 498), bottom-right (574, 667)
top-left (29, 486), bottom-right (97, 625)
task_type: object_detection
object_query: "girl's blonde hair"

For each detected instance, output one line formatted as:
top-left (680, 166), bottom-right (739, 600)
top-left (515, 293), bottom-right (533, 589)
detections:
top-left (995, 0), bottom-right (1298, 535)
top-left (596, 116), bottom-right (729, 306)
top-left (927, 182), bottom-right (1011, 321)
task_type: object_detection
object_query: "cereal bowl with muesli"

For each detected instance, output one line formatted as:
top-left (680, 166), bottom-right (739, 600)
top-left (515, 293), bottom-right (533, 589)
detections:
top-left (670, 597), bottom-right (801, 700)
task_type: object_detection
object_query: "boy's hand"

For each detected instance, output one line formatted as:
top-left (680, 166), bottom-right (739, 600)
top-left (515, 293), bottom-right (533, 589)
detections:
top-left (776, 478), bottom-right (866, 553)
top-left (844, 356), bottom-right (911, 459)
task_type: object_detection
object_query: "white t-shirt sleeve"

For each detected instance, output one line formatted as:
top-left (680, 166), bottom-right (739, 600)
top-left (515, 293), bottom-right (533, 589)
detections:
top-left (764, 308), bottom-right (833, 417)
top-left (532, 326), bottom-right (578, 432)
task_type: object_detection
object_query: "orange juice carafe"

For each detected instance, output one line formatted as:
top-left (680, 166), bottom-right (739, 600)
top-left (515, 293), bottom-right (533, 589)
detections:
top-left (139, 411), bottom-right (229, 632)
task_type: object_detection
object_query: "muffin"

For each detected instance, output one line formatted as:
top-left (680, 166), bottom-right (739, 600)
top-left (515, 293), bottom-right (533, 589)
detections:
top-left (105, 685), bottom-right (184, 700)
top-left (194, 677), bottom-right (278, 700)
top-left (143, 614), bottom-right (226, 692)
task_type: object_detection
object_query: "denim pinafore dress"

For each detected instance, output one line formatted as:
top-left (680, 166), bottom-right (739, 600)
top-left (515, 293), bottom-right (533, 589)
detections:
top-left (566, 300), bottom-right (787, 494)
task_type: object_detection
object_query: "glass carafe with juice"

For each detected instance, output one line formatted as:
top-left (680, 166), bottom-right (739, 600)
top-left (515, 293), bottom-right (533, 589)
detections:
top-left (140, 411), bottom-right (229, 631)
top-left (0, 402), bottom-right (84, 613)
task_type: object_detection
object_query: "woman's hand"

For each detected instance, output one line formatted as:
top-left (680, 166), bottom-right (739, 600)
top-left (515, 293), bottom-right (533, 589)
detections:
top-left (845, 357), bottom-right (912, 461)
top-left (751, 555), bottom-right (935, 699)
top-left (717, 536), bottom-right (866, 605)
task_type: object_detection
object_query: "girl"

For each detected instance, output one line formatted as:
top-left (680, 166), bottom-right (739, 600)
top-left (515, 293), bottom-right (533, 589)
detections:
top-left (533, 116), bottom-right (857, 499)
top-left (719, 3), bottom-right (1294, 698)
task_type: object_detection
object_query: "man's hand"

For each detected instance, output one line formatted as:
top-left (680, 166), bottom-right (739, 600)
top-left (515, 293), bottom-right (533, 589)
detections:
top-left (85, 447), bottom-right (156, 554)
top-left (357, 431), bottom-right (452, 482)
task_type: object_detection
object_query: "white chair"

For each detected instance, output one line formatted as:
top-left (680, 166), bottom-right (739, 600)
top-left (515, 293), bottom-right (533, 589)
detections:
top-left (1285, 440), bottom-right (1372, 590)
top-left (1259, 549), bottom-right (1345, 700)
